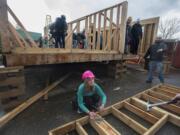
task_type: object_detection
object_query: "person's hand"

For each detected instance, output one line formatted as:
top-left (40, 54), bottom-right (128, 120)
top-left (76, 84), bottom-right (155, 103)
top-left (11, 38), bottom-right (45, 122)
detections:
top-left (88, 111), bottom-right (97, 119)
top-left (169, 94), bottom-right (180, 104)
top-left (98, 105), bottom-right (105, 112)
top-left (175, 94), bottom-right (180, 98)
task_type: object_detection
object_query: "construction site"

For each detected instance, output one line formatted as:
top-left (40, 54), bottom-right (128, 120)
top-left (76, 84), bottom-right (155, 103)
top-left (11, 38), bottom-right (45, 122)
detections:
top-left (0, 0), bottom-right (180, 135)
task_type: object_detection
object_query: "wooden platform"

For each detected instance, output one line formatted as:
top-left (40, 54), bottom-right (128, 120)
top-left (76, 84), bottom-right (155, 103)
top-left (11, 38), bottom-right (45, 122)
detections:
top-left (4, 49), bottom-right (123, 66)
top-left (49, 84), bottom-right (180, 135)
top-left (0, 1), bottom-right (159, 67)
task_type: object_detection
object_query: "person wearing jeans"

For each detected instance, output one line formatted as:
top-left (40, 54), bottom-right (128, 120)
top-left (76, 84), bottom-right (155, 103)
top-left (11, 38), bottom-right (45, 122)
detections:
top-left (144, 37), bottom-right (166, 83)
top-left (147, 61), bottom-right (164, 83)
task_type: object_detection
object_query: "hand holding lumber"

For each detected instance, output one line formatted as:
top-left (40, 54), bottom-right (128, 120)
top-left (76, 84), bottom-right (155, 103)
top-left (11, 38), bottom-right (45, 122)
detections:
top-left (88, 111), bottom-right (97, 119)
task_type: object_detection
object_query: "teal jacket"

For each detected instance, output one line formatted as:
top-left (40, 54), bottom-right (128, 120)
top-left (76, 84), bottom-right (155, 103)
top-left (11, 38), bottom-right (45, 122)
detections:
top-left (77, 83), bottom-right (107, 113)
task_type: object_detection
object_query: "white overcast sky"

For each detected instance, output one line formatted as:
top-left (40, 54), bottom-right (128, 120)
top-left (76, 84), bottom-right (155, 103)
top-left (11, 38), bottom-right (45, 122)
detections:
top-left (8, 0), bottom-right (180, 38)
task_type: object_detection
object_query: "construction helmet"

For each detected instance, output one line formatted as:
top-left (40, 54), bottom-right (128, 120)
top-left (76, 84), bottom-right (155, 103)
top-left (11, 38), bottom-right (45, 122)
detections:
top-left (82, 70), bottom-right (95, 80)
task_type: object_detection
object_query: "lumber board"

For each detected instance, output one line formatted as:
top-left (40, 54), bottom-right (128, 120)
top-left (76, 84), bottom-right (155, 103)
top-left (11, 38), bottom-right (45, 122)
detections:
top-left (49, 121), bottom-right (76, 135)
top-left (0, 74), bottom-right (70, 128)
top-left (90, 114), bottom-right (121, 135)
top-left (68, 2), bottom-right (126, 24)
top-left (103, 10), bottom-right (107, 50)
top-left (0, 87), bottom-right (25, 99)
top-left (111, 107), bottom-right (148, 134)
top-left (107, 8), bottom-right (113, 51)
top-left (4, 53), bottom-right (126, 67)
top-left (164, 84), bottom-right (180, 89)
top-left (92, 14), bottom-right (96, 50)
top-left (131, 98), bottom-right (164, 118)
top-left (140, 17), bottom-right (159, 26)
top-left (96, 12), bottom-right (101, 50)
top-left (0, 0), bottom-right (11, 52)
top-left (119, 1), bottom-right (127, 53)
top-left (0, 66), bottom-right (23, 74)
top-left (76, 122), bottom-right (88, 135)
top-left (65, 23), bottom-right (73, 50)
top-left (0, 76), bottom-right (24, 87)
top-left (144, 114), bottom-right (168, 135)
top-left (123, 101), bottom-right (159, 124)
top-left (7, 6), bottom-right (37, 48)
top-left (160, 85), bottom-right (180, 93)
top-left (115, 5), bottom-right (120, 51)
top-left (101, 12), bottom-right (117, 27)
top-left (154, 88), bottom-right (177, 98)
top-left (8, 22), bottom-right (25, 47)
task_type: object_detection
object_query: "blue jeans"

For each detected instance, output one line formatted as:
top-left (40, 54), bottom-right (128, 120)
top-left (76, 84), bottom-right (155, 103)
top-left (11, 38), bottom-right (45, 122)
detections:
top-left (147, 61), bottom-right (164, 83)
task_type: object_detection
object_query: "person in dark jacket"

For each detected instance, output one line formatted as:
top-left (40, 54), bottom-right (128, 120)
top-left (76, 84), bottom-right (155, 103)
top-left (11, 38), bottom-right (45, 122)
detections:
top-left (131, 18), bottom-right (142, 54)
top-left (54, 15), bottom-right (68, 48)
top-left (125, 16), bottom-right (133, 54)
top-left (144, 37), bottom-right (167, 83)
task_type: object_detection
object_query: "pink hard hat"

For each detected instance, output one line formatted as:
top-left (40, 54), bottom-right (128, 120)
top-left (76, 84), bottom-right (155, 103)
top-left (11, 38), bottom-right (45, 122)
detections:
top-left (82, 70), bottom-right (95, 80)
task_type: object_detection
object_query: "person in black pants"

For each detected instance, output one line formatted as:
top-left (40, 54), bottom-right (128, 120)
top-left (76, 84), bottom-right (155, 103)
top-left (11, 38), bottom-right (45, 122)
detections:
top-left (54, 15), bottom-right (68, 48)
top-left (131, 18), bottom-right (142, 54)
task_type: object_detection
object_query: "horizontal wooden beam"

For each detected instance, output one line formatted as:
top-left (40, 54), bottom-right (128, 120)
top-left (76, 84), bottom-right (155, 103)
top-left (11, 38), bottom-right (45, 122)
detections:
top-left (111, 107), bottom-right (148, 134)
top-left (148, 90), bottom-right (172, 101)
top-left (130, 98), bottom-right (164, 118)
top-left (124, 101), bottom-right (159, 124)
top-left (0, 73), bottom-right (70, 128)
top-left (140, 17), bottom-right (159, 26)
top-left (90, 114), bottom-right (121, 135)
top-left (160, 85), bottom-right (180, 93)
top-left (154, 88), bottom-right (177, 98)
top-left (144, 114), bottom-right (168, 135)
top-left (49, 121), bottom-right (76, 135)
top-left (11, 47), bottom-right (118, 54)
top-left (0, 66), bottom-right (23, 74)
top-left (76, 122), bottom-right (88, 135)
top-left (68, 2), bottom-right (126, 24)
top-left (164, 84), bottom-right (180, 89)
top-left (4, 53), bottom-right (124, 67)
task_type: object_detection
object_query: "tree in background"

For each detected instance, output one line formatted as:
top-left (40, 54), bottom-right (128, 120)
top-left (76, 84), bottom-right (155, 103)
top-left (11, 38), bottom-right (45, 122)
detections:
top-left (159, 17), bottom-right (180, 39)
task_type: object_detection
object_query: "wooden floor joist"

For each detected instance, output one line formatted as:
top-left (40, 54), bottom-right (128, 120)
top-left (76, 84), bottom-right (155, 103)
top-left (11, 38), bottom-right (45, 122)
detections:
top-left (111, 107), bottom-right (148, 134)
top-left (123, 101), bottom-right (159, 124)
top-left (49, 84), bottom-right (180, 135)
top-left (90, 114), bottom-right (121, 135)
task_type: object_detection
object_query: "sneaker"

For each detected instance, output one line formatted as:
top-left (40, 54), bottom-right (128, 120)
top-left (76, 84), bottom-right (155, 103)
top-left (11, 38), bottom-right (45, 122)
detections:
top-left (146, 80), bottom-right (152, 83)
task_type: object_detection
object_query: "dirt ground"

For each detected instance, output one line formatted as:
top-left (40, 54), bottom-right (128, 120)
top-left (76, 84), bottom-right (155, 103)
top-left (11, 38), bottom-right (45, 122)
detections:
top-left (0, 63), bottom-right (180, 135)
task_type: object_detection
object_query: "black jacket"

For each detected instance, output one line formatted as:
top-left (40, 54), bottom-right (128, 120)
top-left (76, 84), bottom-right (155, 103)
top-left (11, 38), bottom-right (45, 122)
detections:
top-left (131, 23), bottom-right (142, 39)
top-left (144, 43), bottom-right (167, 62)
